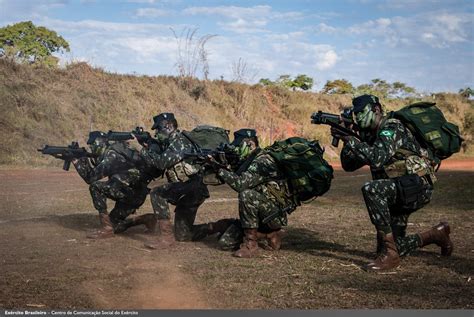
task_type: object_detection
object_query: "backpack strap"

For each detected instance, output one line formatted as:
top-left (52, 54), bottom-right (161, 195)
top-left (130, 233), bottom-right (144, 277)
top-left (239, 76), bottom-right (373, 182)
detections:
top-left (236, 148), bottom-right (261, 175)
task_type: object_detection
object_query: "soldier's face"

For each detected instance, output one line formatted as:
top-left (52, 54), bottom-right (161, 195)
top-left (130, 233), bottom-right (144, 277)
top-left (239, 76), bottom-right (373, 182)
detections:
top-left (355, 105), bottom-right (376, 129)
top-left (90, 138), bottom-right (106, 156)
top-left (236, 139), bottom-right (255, 159)
top-left (155, 121), bottom-right (174, 140)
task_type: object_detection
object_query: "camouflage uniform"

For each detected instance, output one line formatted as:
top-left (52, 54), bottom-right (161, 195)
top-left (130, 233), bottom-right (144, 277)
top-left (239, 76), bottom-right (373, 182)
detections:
top-left (141, 130), bottom-right (210, 241)
top-left (217, 153), bottom-right (293, 233)
top-left (74, 142), bottom-right (154, 226)
top-left (341, 117), bottom-right (436, 256)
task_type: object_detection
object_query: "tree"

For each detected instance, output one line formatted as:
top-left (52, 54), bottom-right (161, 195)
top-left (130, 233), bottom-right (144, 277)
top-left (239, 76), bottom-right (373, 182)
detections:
top-left (459, 87), bottom-right (473, 99)
top-left (354, 78), bottom-right (417, 99)
top-left (275, 74), bottom-right (314, 91)
top-left (390, 81), bottom-right (417, 98)
top-left (0, 21), bottom-right (70, 67)
top-left (292, 74), bottom-right (313, 91)
top-left (258, 78), bottom-right (274, 86)
top-left (322, 79), bottom-right (354, 94)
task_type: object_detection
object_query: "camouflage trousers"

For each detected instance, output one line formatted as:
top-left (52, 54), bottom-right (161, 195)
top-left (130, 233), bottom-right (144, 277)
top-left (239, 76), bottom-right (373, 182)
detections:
top-left (217, 220), bottom-right (243, 250)
top-left (239, 188), bottom-right (289, 230)
top-left (89, 178), bottom-right (149, 225)
top-left (361, 175), bottom-right (433, 256)
top-left (150, 175), bottom-right (210, 241)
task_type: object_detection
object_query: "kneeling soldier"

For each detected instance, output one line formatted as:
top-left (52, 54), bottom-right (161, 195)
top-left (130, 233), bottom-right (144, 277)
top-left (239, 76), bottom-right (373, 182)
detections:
top-left (332, 94), bottom-right (453, 271)
top-left (73, 131), bottom-right (157, 239)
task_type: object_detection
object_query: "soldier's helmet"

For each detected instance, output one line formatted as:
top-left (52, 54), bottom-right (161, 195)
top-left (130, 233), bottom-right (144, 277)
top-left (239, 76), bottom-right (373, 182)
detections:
top-left (352, 94), bottom-right (380, 113)
top-left (151, 112), bottom-right (177, 130)
top-left (231, 128), bottom-right (258, 147)
top-left (87, 131), bottom-right (107, 145)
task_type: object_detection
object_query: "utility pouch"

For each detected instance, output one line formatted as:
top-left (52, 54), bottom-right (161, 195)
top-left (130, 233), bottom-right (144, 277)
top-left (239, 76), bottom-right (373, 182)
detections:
top-left (394, 174), bottom-right (425, 209)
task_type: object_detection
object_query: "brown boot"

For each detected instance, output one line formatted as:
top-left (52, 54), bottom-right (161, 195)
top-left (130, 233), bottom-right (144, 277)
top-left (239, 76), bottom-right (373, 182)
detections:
top-left (364, 232), bottom-right (400, 271)
top-left (257, 229), bottom-right (284, 251)
top-left (233, 229), bottom-right (259, 258)
top-left (144, 219), bottom-right (175, 249)
top-left (375, 230), bottom-right (385, 255)
top-left (417, 222), bottom-right (453, 256)
top-left (87, 213), bottom-right (115, 239)
top-left (116, 214), bottom-right (158, 234)
top-left (267, 229), bottom-right (284, 251)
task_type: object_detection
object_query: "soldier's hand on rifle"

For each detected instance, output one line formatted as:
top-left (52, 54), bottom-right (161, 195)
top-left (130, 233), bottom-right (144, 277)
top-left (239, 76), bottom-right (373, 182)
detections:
top-left (330, 126), bottom-right (351, 143)
top-left (129, 135), bottom-right (144, 150)
top-left (204, 154), bottom-right (224, 171)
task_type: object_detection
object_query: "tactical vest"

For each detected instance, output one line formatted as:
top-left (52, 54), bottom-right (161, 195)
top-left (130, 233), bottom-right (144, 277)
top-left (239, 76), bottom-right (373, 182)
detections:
top-left (165, 132), bottom-right (201, 183)
top-left (377, 118), bottom-right (435, 181)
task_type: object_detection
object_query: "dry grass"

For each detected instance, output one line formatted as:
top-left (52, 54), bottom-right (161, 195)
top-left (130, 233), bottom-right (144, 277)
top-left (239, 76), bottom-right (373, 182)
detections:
top-left (1, 59), bottom-right (473, 166)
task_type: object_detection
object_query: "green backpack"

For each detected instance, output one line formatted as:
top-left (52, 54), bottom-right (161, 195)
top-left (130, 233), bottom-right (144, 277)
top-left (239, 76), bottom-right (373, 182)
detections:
top-left (391, 102), bottom-right (463, 162)
top-left (265, 137), bottom-right (334, 204)
top-left (183, 125), bottom-right (230, 150)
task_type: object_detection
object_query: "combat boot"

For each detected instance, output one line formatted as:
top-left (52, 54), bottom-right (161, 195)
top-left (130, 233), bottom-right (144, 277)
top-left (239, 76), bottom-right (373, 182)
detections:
top-left (417, 222), bottom-right (453, 256)
top-left (115, 214), bottom-right (158, 234)
top-left (87, 213), bottom-right (115, 239)
top-left (257, 229), bottom-right (284, 251)
top-left (192, 218), bottom-right (236, 241)
top-left (233, 229), bottom-right (259, 258)
top-left (144, 219), bottom-right (175, 249)
top-left (364, 231), bottom-right (400, 272)
top-left (375, 230), bottom-right (385, 255)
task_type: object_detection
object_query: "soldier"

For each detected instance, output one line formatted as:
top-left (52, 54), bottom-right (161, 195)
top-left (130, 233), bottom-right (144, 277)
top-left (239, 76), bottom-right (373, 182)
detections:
top-left (139, 113), bottom-right (210, 249)
top-left (332, 94), bottom-right (453, 271)
top-left (191, 129), bottom-right (262, 251)
top-left (72, 131), bottom-right (157, 239)
top-left (206, 130), bottom-right (295, 258)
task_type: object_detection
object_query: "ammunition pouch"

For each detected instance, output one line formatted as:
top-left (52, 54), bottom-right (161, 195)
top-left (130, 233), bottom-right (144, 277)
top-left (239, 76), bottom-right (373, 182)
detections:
top-left (394, 174), bottom-right (425, 210)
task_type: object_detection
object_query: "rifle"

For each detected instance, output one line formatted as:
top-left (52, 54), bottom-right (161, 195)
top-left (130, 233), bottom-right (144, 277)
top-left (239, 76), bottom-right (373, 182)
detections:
top-left (106, 127), bottom-right (160, 148)
top-left (183, 145), bottom-right (240, 169)
top-left (38, 142), bottom-right (96, 171)
top-left (310, 108), bottom-right (360, 147)
top-left (262, 204), bottom-right (297, 224)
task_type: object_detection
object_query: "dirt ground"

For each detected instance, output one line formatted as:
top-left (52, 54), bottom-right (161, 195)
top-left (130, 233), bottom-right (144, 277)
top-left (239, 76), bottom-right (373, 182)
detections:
top-left (0, 160), bottom-right (472, 309)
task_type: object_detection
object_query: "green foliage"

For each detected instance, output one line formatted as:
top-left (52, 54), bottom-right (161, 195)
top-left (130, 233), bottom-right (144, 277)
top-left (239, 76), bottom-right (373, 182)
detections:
top-left (458, 87), bottom-right (473, 98)
top-left (292, 74), bottom-right (314, 91)
top-left (261, 74), bottom-right (314, 91)
top-left (322, 79), bottom-right (354, 94)
top-left (354, 78), bottom-right (417, 99)
top-left (0, 21), bottom-right (69, 67)
top-left (258, 78), bottom-right (274, 86)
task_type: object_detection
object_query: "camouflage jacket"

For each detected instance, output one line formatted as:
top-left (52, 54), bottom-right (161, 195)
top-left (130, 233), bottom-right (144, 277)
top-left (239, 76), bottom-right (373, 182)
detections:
top-left (340, 117), bottom-right (434, 179)
top-left (140, 130), bottom-right (200, 183)
top-left (74, 142), bottom-right (145, 187)
top-left (217, 153), bottom-right (292, 205)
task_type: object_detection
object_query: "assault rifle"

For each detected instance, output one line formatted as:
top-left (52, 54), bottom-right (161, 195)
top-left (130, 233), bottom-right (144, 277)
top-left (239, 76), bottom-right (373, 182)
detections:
top-left (184, 145), bottom-right (240, 169)
top-left (106, 127), bottom-right (160, 148)
top-left (38, 142), bottom-right (96, 171)
top-left (262, 204), bottom-right (297, 224)
top-left (310, 108), bottom-right (360, 147)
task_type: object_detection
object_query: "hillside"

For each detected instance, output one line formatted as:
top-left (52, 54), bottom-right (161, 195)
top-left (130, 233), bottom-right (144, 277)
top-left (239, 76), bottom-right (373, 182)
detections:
top-left (0, 59), bottom-right (472, 167)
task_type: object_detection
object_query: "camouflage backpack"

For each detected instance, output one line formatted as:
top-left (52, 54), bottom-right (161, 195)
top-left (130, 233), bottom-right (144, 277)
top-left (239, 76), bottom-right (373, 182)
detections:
top-left (182, 125), bottom-right (230, 150)
top-left (390, 102), bottom-right (463, 163)
top-left (265, 137), bottom-right (334, 204)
